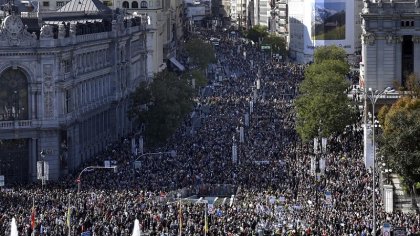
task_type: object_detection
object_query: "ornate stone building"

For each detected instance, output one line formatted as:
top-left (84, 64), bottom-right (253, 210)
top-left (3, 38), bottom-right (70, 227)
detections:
top-left (360, 0), bottom-right (420, 90)
top-left (0, 0), bottom-right (148, 184)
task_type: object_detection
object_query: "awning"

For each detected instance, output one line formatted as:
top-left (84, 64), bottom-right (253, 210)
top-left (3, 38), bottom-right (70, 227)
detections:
top-left (169, 57), bottom-right (185, 71)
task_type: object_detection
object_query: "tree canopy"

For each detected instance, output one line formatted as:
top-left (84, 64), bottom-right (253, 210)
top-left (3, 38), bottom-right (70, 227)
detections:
top-left (245, 25), bottom-right (268, 43)
top-left (185, 38), bottom-right (216, 69)
top-left (128, 71), bottom-right (193, 146)
top-left (379, 97), bottom-right (420, 190)
top-left (182, 68), bottom-right (208, 90)
top-left (313, 45), bottom-right (347, 64)
top-left (295, 46), bottom-right (356, 142)
top-left (262, 34), bottom-right (287, 56)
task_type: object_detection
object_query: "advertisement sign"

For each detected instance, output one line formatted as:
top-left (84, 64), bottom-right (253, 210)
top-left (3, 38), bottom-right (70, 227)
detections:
top-left (312, 2), bottom-right (346, 40)
top-left (303, 0), bottom-right (355, 55)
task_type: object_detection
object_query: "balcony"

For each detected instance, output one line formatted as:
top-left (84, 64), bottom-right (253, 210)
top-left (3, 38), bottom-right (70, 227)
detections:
top-left (0, 120), bottom-right (33, 130)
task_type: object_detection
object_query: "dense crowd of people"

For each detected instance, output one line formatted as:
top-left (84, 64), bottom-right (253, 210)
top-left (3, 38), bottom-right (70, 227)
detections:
top-left (1, 28), bottom-right (420, 236)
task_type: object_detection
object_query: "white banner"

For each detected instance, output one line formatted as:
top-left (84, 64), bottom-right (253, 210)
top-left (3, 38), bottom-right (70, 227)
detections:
top-left (104, 160), bottom-right (111, 168)
top-left (325, 191), bottom-right (332, 205)
top-left (321, 138), bottom-right (327, 153)
top-left (313, 138), bottom-right (319, 153)
top-left (244, 113), bottom-right (249, 127)
top-left (310, 156), bottom-right (316, 176)
top-left (319, 158), bottom-right (326, 174)
top-left (249, 101), bottom-right (254, 114)
top-left (43, 162), bottom-right (49, 181)
top-left (37, 161), bottom-right (43, 180)
top-left (232, 144), bottom-right (238, 164)
top-left (131, 138), bottom-right (136, 155)
top-left (208, 204), bottom-right (215, 214)
top-left (239, 127), bottom-right (244, 143)
top-left (138, 136), bottom-right (144, 155)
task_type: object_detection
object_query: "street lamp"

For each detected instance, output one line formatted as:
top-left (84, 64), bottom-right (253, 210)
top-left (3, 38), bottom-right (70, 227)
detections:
top-left (76, 165), bottom-right (117, 193)
top-left (361, 86), bottom-right (392, 235)
top-left (382, 163), bottom-right (392, 185)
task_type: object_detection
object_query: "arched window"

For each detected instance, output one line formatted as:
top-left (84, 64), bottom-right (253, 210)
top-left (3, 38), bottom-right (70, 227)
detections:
top-left (122, 1), bottom-right (129, 8)
top-left (0, 68), bottom-right (29, 121)
top-left (132, 1), bottom-right (138, 8)
top-left (140, 0), bottom-right (147, 8)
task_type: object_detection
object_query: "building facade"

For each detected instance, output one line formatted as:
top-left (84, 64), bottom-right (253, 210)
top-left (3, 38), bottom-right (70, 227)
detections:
top-left (0, 4), bottom-right (148, 185)
top-left (272, 0), bottom-right (288, 36)
top-left (288, 0), bottom-right (363, 63)
top-left (360, 0), bottom-right (420, 90)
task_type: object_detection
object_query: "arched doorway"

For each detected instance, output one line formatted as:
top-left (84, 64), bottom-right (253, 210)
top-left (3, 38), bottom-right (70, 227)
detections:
top-left (0, 68), bottom-right (29, 121)
top-left (122, 1), bottom-right (129, 8)
top-left (132, 1), bottom-right (138, 8)
top-left (0, 68), bottom-right (30, 185)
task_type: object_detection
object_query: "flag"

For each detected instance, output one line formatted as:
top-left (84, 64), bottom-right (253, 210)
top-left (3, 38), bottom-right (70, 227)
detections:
top-left (30, 205), bottom-right (36, 230)
top-left (67, 207), bottom-right (71, 228)
top-left (178, 201), bottom-right (182, 236)
top-left (204, 208), bottom-right (208, 234)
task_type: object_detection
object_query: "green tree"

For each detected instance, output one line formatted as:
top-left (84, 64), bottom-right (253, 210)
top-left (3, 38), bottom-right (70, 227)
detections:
top-left (379, 97), bottom-right (420, 197)
top-left (295, 69), bottom-right (355, 141)
top-left (128, 71), bottom-right (193, 146)
top-left (245, 25), bottom-right (268, 43)
top-left (304, 60), bottom-right (350, 82)
top-left (262, 34), bottom-right (287, 56)
top-left (185, 38), bottom-right (216, 69)
top-left (313, 45), bottom-right (347, 64)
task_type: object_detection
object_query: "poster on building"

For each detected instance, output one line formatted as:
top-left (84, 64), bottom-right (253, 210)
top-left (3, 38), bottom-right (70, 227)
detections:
top-left (302, 0), bottom-right (355, 56)
top-left (312, 2), bottom-right (346, 40)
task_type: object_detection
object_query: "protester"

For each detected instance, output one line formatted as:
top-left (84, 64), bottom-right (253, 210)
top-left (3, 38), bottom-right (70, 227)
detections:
top-left (0, 28), bottom-right (418, 236)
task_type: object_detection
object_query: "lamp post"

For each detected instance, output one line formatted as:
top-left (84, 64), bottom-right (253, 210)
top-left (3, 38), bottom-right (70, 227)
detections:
top-left (361, 87), bottom-right (392, 235)
top-left (76, 165), bottom-right (117, 193)
top-left (382, 163), bottom-right (392, 185)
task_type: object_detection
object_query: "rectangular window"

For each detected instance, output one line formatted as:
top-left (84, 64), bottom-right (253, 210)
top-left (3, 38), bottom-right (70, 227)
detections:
top-left (43, 1), bottom-right (49, 6)
top-left (65, 90), bottom-right (72, 113)
top-left (103, 1), bottom-right (112, 6)
top-left (56, 1), bottom-right (64, 7)
top-left (63, 59), bottom-right (71, 73)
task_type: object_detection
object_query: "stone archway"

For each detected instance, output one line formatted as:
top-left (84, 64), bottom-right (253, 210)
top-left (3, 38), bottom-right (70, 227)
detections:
top-left (0, 68), bottom-right (29, 121)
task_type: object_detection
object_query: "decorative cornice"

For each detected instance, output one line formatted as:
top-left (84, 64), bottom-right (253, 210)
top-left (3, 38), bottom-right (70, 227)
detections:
top-left (412, 36), bottom-right (420, 44)
top-left (362, 32), bottom-right (376, 45)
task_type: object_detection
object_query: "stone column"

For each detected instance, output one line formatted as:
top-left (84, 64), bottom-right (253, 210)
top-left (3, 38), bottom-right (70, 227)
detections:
top-left (395, 36), bottom-right (403, 85)
top-left (413, 36), bottom-right (420, 77)
top-left (362, 32), bottom-right (377, 89)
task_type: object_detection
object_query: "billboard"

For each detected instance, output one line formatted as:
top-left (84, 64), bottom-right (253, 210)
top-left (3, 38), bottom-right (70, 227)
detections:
top-left (303, 0), bottom-right (355, 57)
top-left (312, 2), bottom-right (346, 40)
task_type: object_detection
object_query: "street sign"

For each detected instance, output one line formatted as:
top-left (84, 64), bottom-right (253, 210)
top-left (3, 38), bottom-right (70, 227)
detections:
top-left (0, 175), bottom-right (4, 187)
top-left (261, 45), bottom-right (271, 50)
